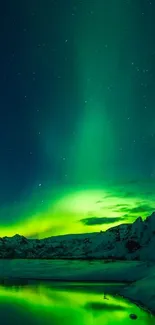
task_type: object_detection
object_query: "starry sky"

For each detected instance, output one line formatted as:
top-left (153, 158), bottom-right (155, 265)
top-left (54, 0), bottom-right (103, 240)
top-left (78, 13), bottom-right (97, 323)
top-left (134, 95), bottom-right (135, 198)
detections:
top-left (0, 0), bottom-right (155, 238)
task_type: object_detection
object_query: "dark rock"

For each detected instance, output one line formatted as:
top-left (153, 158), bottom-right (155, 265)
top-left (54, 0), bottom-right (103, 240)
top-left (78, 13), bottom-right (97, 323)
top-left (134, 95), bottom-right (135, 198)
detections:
top-left (129, 314), bottom-right (138, 320)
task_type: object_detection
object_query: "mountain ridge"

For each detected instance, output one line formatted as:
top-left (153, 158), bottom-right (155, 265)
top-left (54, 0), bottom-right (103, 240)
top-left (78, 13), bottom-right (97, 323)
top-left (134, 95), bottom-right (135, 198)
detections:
top-left (0, 212), bottom-right (155, 260)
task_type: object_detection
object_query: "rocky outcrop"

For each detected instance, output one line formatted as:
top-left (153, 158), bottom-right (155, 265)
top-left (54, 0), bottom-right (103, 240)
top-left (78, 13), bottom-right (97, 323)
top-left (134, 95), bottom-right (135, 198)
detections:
top-left (0, 212), bottom-right (155, 260)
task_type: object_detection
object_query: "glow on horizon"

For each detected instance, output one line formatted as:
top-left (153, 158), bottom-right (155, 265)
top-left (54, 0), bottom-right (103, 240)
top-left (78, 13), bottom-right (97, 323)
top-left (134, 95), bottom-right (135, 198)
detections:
top-left (0, 188), bottom-right (152, 239)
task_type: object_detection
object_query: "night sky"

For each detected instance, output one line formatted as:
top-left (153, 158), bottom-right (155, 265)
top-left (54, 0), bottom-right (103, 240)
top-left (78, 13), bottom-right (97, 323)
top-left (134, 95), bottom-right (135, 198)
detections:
top-left (0, 0), bottom-right (155, 238)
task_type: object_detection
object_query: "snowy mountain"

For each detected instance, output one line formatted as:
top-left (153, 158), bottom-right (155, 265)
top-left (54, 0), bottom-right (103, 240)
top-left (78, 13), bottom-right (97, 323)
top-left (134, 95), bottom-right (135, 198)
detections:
top-left (0, 212), bottom-right (155, 260)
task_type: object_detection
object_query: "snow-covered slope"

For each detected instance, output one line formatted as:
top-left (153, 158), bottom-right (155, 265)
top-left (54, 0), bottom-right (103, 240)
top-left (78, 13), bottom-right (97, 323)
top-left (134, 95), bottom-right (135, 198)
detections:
top-left (1, 212), bottom-right (155, 260)
top-left (120, 271), bottom-right (155, 314)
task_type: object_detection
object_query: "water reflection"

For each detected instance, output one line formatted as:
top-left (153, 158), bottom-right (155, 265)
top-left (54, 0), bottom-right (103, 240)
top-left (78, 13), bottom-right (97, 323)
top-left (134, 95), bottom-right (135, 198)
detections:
top-left (0, 281), bottom-right (153, 325)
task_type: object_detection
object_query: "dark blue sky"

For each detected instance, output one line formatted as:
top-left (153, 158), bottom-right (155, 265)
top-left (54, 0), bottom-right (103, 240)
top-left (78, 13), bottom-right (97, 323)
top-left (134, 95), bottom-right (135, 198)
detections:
top-left (0, 0), bottom-right (78, 203)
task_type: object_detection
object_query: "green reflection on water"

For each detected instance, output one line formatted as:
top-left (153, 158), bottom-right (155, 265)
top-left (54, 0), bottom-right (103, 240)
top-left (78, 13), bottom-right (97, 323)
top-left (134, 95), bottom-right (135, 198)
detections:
top-left (0, 282), bottom-right (154, 325)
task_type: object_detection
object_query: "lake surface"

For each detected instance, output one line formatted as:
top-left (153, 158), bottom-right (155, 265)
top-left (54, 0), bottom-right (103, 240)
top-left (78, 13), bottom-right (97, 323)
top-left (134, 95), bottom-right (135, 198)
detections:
top-left (0, 281), bottom-right (154, 325)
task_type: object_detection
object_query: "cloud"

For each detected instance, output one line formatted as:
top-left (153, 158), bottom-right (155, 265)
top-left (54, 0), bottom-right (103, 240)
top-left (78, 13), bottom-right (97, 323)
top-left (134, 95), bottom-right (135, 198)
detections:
top-left (128, 204), bottom-right (154, 214)
top-left (102, 194), bottom-right (113, 199)
top-left (118, 206), bottom-right (131, 212)
top-left (119, 204), bottom-right (154, 217)
top-left (112, 203), bottom-right (131, 212)
top-left (123, 214), bottom-right (136, 219)
top-left (80, 216), bottom-right (124, 226)
top-left (115, 204), bottom-right (129, 207)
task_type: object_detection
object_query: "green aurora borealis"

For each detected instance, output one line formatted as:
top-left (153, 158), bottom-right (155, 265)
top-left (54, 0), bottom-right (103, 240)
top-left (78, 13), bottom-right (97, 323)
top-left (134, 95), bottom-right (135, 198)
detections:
top-left (0, 0), bottom-right (155, 238)
top-left (1, 183), bottom-right (155, 239)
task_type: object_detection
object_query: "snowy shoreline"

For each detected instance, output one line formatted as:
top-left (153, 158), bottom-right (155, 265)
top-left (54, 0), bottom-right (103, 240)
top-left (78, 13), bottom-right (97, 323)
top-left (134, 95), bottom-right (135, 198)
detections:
top-left (0, 259), bottom-right (155, 315)
top-left (120, 271), bottom-right (155, 315)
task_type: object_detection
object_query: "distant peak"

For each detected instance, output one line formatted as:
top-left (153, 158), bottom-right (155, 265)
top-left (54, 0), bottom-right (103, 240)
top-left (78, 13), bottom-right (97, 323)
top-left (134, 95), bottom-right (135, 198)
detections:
top-left (12, 234), bottom-right (22, 238)
top-left (134, 216), bottom-right (143, 223)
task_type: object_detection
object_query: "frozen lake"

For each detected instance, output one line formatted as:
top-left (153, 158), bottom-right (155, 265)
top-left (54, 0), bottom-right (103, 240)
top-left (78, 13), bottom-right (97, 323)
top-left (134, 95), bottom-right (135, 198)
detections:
top-left (0, 259), bottom-right (150, 282)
